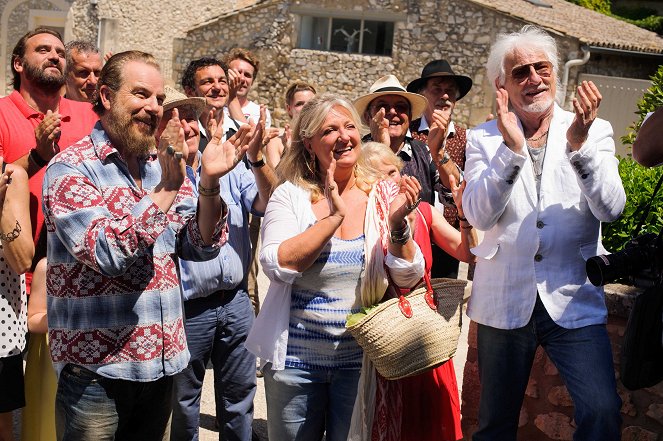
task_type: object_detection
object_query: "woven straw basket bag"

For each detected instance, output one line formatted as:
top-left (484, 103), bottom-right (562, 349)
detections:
top-left (347, 276), bottom-right (467, 380)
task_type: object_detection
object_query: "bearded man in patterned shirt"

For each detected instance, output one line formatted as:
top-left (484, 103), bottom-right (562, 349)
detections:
top-left (43, 51), bottom-right (258, 441)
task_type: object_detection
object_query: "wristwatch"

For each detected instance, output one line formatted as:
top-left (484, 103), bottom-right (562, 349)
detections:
top-left (247, 157), bottom-right (266, 168)
top-left (437, 152), bottom-right (451, 167)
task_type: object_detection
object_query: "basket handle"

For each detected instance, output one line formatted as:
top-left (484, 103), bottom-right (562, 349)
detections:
top-left (398, 295), bottom-right (413, 318)
top-left (423, 272), bottom-right (437, 310)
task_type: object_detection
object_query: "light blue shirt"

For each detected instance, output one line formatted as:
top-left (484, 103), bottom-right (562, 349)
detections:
top-left (178, 154), bottom-right (260, 300)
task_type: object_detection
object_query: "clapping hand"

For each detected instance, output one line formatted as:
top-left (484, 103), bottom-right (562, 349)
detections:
top-left (156, 108), bottom-right (188, 190)
top-left (567, 81), bottom-right (602, 151)
top-left (428, 109), bottom-right (451, 162)
top-left (388, 175), bottom-right (422, 230)
top-left (324, 156), bottom-right (345, 220)
top-left (227, 68), bottom-right (242, 101)
top-left (495, 87), bottom-right (524, 153)
top-left (34, 110), bottom-right (62, 160)
top-left (0, 157), bottom-right (13, 208)
top-left (370, 107), bottom-right (391, 146)
top-left (201, 115), bottom-right (258, 181)
top-left (449, 174), bottom-right (465, 214)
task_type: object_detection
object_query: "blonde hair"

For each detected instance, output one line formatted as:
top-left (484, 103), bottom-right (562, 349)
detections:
top-left (358, 141), bottom-right (404, 180)
top-left (276, 93), bottom-right (376, 202)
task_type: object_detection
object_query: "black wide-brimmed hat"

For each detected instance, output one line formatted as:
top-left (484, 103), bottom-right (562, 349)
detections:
top-left (406, 59), bottom-right (473, 100)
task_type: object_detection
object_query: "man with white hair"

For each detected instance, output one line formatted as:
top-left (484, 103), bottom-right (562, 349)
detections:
top-left (463, 25), bottom-right (624, 440)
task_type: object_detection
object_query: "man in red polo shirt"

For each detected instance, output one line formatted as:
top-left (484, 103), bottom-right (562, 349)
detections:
top-left (0, 28), bottom-right (98, 253)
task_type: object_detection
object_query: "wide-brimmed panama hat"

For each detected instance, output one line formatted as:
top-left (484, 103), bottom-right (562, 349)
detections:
top-left (406, 59), bottom-right (473, 100)
top-left (354, 75), bottom-right (428, 121)
top-left (162, 85), bottom-right (206, 117)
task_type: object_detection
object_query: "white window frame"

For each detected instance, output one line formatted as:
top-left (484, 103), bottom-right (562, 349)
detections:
top-left (28, 9), bottom-right (67, 33)
top-left (293, 7), bottom-right (404, 56)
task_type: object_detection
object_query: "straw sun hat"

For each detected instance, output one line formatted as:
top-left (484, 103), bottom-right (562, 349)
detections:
top-left (353, 75), bottom-right (428, 120)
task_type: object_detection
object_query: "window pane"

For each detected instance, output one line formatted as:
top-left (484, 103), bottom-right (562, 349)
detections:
top-left (361, 20), bottom-right (394, 56)
top-left (299, 16), bottom-right (329, 50)
top-left (330, 18), bottom-right (363, 53)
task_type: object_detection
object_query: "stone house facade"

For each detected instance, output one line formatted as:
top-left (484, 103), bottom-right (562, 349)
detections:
top-left (0, 0), bottom-right (256, 94)
top-left (171, 0), bottom-right (663, 135)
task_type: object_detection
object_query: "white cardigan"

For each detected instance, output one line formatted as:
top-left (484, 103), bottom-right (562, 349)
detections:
top-left (245, 181), bottom-right (424, 369)
top-left (463, 105), bottom-right (626, 330)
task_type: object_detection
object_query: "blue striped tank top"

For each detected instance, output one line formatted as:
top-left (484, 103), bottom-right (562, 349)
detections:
top-left (285, 235), bottom-right (365, 370)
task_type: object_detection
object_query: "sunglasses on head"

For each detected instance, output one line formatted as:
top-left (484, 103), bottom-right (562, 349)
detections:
top-left (510, 61), bottom-right (553, 83)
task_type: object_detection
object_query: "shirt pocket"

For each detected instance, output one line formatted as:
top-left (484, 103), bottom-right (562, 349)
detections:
top-left (471, 241), bottom-right (500, 260)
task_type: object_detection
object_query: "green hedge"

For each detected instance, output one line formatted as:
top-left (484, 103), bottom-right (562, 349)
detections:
top-left (601, 65), bottom-right (663, 252)
top-left (602, 157), bottom-right (663, 252)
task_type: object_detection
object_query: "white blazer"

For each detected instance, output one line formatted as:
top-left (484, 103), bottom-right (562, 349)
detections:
top-left (463, 104), bottom-right (626, 330)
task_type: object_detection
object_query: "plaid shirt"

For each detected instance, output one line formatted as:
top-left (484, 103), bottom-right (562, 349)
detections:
top-left (43, 122), bottom-right (227, 381)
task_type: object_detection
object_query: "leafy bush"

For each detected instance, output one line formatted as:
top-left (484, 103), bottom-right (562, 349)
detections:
top-left (623, 15), bottom-right (663, 35)
top-left (566, 0), bottom-right (612, 15)
top-left (602, 157), bottom-right (663, 252)
top-left (566, 0), bottom-right (663, 35)
top-left (602, 66), bottom-right (663, 252)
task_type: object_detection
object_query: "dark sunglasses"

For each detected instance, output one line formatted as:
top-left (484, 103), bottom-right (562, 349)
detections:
top-left (510, 61), bottom-right (553, 83)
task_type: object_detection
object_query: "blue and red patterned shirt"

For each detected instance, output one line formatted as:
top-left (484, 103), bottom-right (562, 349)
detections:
top-left (43, 122), bottom-right (227, 381)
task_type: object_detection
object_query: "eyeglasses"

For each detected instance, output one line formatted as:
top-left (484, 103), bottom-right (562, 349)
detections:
top-left (370, 102), bottom-right (411, 115)
top-left (509, 61), bottom-right (553, 83)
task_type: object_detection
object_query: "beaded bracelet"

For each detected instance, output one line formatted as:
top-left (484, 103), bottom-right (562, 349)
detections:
top-left (390, 222), bottom-right (411, 245)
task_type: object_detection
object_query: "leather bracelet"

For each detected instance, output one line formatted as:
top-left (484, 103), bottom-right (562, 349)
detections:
top-left (458, 215), bottom-right (468, 222)
top-left (198, 183), bottom-right (220, 197)
top-left (247, 157), bottom-right (266, 168)
top-left (461, 225), bottom-right (473, 230)
top-left (0, 220), bottom-right (21, 242)
top-left (29, 149), bottom-right (49, 168)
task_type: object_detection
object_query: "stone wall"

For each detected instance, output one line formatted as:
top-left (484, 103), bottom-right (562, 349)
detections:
top-left (171, 0), bottom-right (656, 131)
top-left (66, 0), bottom-right (256, 81)
top-left (1, 0), bottom-right (74, 95)
top-left (461, 284), bottom-right (663, 440)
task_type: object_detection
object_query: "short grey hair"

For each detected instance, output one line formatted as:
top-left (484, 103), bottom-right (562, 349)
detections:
top-left (65, 40), bottom-right (100, 74)
top-left (486, 25), bottom-right (559, 88)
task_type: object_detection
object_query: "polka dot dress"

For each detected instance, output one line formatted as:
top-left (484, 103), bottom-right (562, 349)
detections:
top-left (0, 243), bottom-right (27, 357)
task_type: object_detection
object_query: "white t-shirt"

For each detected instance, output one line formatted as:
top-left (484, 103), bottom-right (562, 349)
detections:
top-left (224, 100), bottom-right (272, 128)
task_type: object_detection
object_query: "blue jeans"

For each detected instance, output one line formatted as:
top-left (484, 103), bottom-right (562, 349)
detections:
top-left (171, 289), bottom-right (256, 441)
top-left (55, 364), bottom-right (173, 441)
top-left (263, 364), bottom-right (361, 441)
top-left (473, 296), bottom-right (622, 441)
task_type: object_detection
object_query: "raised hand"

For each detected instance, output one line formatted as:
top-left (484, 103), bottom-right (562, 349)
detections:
top-left (449, 174), bottom-right (466, 214)
top-left (206, 108), bottom-right (224, 137)
top-left (567, 81), bottom-right (602, 151)
top-left (247, 106), bottom-right (267, 162)
top-left (370, 107), bottom-right (391, 146)
top-left (34, 110), bottom-right (62, 159)
top-left (428, 109), bottom-right (451, 162)
top-left (323, 157), bottom-right (345, 220)
top-left (156, 108), bottom-right (188, 190)
top-left (280, 123), bottom-right (292, 149)
top-left (201, 119), bottom-right (255, 181)
top-left (495, 87), bottom-right (524, 152)
top-left (227, 68), bottom-right (242, 101)
top-left (388, 175), bottom-right (422, 230)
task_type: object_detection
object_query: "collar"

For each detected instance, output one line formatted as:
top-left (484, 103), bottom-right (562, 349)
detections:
top-left (398, 135), bottom-right (414, 160)
top-left (418, 115), bottom-right (456, 137)
top-left (8, 90), bottom-right (72, 122)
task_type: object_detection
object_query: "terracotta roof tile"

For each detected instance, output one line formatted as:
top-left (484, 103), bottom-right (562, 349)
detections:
top-left (465, 0), bottom-right (663, 54)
